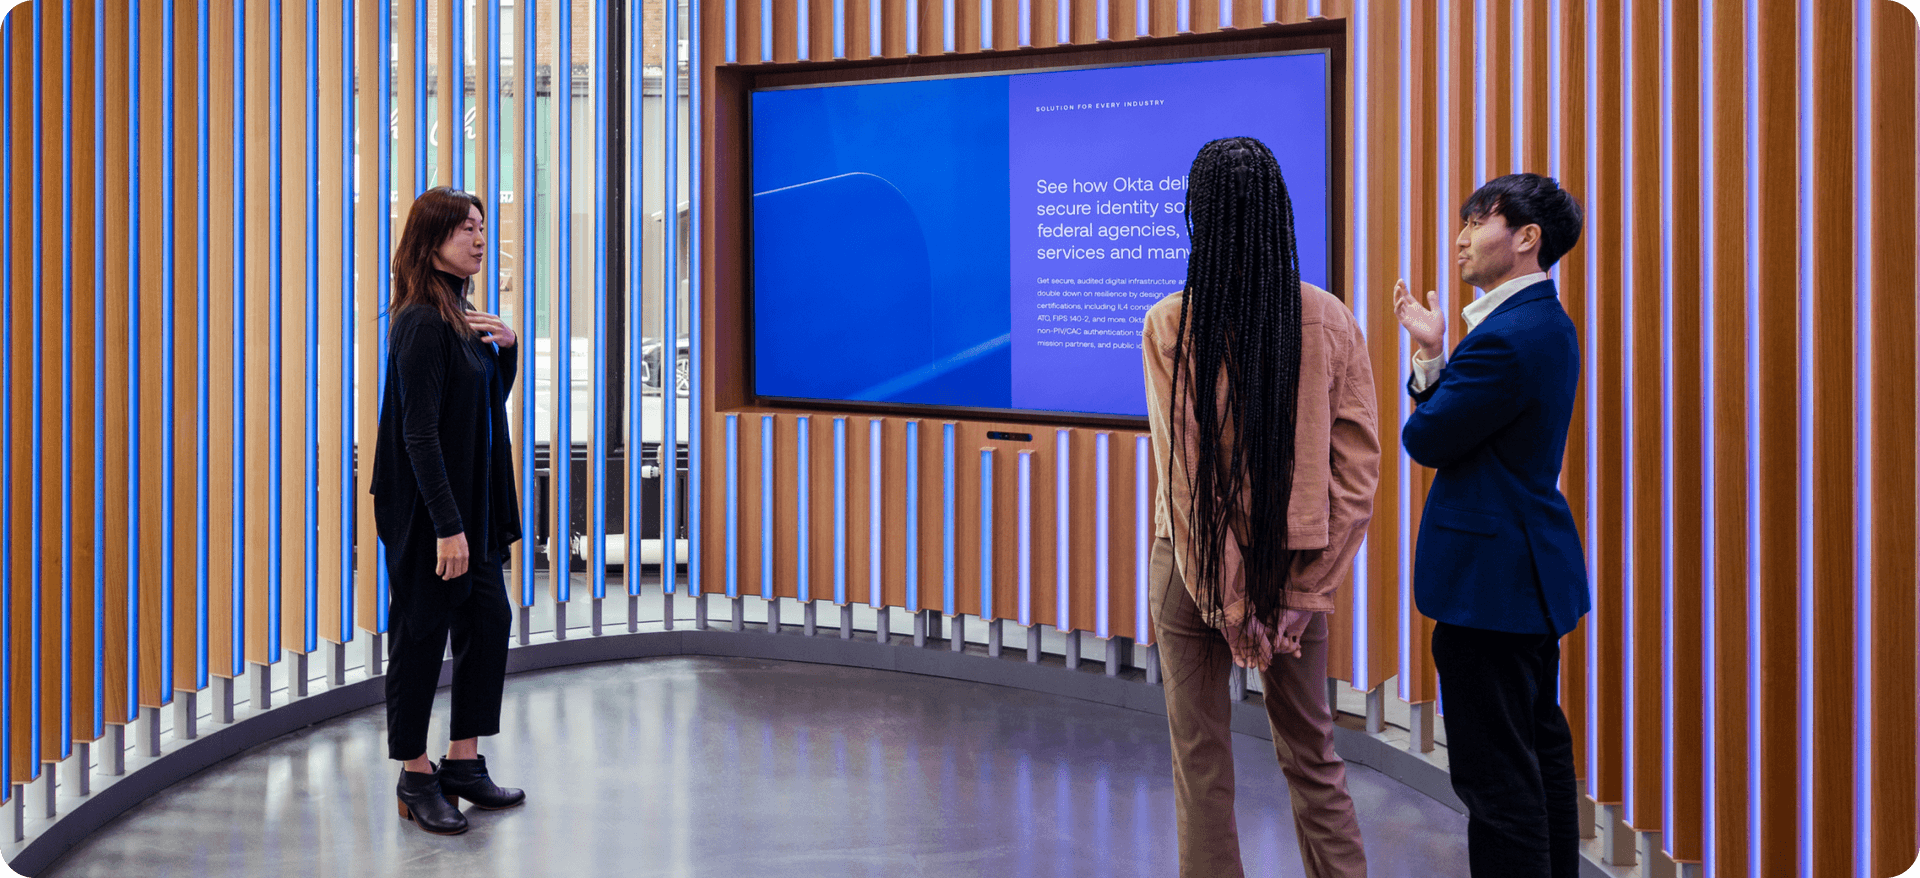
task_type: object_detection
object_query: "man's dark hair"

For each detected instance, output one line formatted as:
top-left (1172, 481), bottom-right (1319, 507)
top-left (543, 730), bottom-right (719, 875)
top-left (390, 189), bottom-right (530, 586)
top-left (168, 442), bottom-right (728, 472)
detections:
top-left (1460, 173), bottom-right (1585, 269)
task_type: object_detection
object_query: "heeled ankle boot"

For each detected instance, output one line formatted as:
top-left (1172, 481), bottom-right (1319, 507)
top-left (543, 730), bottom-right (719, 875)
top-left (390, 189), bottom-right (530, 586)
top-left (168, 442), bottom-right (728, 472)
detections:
top-left (438, 755), bottom-right (526, 810)
top-left (396, 762), bottom-right (470, 835)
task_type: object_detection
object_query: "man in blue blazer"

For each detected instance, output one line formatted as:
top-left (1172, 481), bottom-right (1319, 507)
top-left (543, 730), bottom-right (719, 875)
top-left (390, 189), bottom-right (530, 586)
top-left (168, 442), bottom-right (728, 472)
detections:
top-left (1393, 173), bottom-right (1588, 878)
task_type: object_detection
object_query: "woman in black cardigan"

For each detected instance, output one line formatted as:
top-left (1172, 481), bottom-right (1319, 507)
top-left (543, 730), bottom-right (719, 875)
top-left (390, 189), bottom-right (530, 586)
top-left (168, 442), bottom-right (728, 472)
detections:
top-left (371, 187), bottom-right (525, 835)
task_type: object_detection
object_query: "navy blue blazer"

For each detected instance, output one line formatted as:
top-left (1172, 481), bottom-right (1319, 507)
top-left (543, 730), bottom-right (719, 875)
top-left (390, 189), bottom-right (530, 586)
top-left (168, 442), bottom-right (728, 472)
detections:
top-left (1403, 280), bottom-right (1590, 636)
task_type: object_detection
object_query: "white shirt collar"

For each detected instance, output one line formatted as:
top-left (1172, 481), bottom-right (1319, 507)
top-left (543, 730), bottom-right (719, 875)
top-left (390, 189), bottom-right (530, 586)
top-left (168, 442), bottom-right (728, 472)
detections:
top-left (1461, 271), bottom-right (1552, 330)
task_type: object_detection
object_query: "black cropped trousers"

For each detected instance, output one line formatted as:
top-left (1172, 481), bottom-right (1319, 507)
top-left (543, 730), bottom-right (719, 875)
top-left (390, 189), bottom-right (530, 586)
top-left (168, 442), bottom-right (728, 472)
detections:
top-left (383, 549), bottom-right (512, 761)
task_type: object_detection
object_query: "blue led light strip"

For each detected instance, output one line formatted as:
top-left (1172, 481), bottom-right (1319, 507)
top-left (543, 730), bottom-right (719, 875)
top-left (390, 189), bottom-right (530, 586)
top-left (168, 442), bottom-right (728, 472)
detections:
top-left (590, 0), bottom-right (608, 602)
top-left (624, 0), bottom-right (643, 599)
top-left (979, 449), bottom-right (992, 621)
top-left (834, 420), bottom-right (846, 605)
top-left (194, 0), bottom-right (212, 692)
top-left (868, 420), bottom-right (881, 609)
top-left (3, 11), bottom-right (17, 774)
top-left (725, 415), bottom-right (738, 599)
top-left (1133, 435), bottom-right (1147, 643)
top-left (906, 421), bottom-right (919, 610)
top-left (1849, 4), bottom-right (1875, 875)
top-left (554, 0), bottom-right (574, 605)
top-left (450, 0), bottom-right (465, 186)
top-left (128, 0), bottom-right (147, 715)
top-left (337, 0), bottom-right (354, 646)
top-left (1016, 451), bottom-right (1031, 627)
top-left (32, 0), bottom-right (51, 763)
top-left (798, 418), bottom-right (811, 603)
top-left (662, 0), bottom-right (683, 596)
top-left (689, 0), bottom-right (706, 599)
top-left (232, 0), bottom-right (249, 681)
top-left (163, 0), bottom-right (178, 701)
top-left (1053, 430), bottom-right (1067, 631)
top-left (1093, 433), bottom-right (1108, 641)
top-left (941, 424), bottom-right (954, 617)
top-left (59, 0), bottom-right (77, 752)
top-left (761, 416), bottom-right (773, 600)
top-left (303, 0), bottom-right (319, 654)
top-left (375, 0), bottom-right (394, 634)
top-left (268, 0), bottom-right (285, 663)
top-left (92, 0), bottom-right (109, 733)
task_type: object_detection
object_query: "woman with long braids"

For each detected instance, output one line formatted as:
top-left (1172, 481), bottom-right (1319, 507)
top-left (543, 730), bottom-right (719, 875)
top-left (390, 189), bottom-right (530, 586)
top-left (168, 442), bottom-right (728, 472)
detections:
top-left (1142, 137), bottom-right (1379, 878)
top-left (372, 187), bottom-right (526, 835)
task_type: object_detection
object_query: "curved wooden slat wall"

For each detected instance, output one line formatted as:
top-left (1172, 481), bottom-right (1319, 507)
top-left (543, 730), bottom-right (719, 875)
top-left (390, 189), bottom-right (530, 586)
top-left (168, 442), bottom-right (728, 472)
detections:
top-left (696, 0), bottom-right (1920, 874)
top-left (0, 1), bottom-right (1908, 876)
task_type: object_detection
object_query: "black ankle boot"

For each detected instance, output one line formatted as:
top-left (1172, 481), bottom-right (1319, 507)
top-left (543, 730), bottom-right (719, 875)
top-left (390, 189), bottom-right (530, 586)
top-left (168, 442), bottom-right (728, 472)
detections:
top-left (396, 763), bottom-right (469, 835)
top-left (438, 755), bottom-right (525, 810)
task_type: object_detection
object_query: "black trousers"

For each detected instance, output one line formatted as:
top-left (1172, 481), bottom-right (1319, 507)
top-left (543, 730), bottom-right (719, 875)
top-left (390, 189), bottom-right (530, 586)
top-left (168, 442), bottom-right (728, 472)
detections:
top-left (384, 550), bottom-right (512, 762)
top-left (1430, 621), bottom-right (1581, 878)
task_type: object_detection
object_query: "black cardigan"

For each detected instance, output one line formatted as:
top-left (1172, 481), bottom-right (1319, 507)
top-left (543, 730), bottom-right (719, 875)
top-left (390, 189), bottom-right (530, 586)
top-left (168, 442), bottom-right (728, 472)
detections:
top-left (370, 301), bottom-right (522, 571)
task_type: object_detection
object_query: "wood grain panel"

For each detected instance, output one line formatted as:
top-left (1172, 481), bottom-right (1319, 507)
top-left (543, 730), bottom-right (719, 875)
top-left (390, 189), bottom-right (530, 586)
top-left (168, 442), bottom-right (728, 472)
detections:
top-left (1554, 0), bottom-right (1589, 784)
top-left (208, 0), bottom-right (236, 676)
top-left (508, 0), bottom-right (534, 603)
top-left (1065, 429), bottom-right (1096, 633)
top-left (1807, 1), bottom-right (1857, 868)
top-left (847, 417), bottom-right (875, 606)
top-left (1099, 431), bottom-right (1140, 641)
top-left (1065, 0), bottom-right (1092, 44)
top-left (1394, 0), bottom-right (1439, 706)
top-left (315, 0), bottom-right (348, 644)
top-left (991, 0), bottom-right (1018, 50)
top-left (739, 0), bottom-right (765, 63)
top-left (1147, 0), bottom-right (1174, 39)
top-left (1625, 0), bottom-right (1664, 829)
top-left (399, 0), bottom-right (420, 209)
top-left (954, 0), bottom-right (980, 53)
top-left (135, 0), bottom-right (168, 703)
top-left (243, 0), bottom-right (274, 668)
top-left (879, 417), bottom-right (908, 610)
top-left (810, 0), bottom-right (836, 60)
top-left (1482, 0), bottom-right (1509, 176)
top-left (1520, 0), bottom-right (1549, 172)
top-left (916, 0), bottom-right (943, 55)
top-left (1751, 2), bottom-right (1801, 870)
top-left (912, 420), bottom-right (941, 612)
top-left (950, 423), bottom-right (982, 617)
top-left (7, 5), bottom-right (34, 781)
top-left (771, 0), bottom-right (798, 62)
top-left (1187, 0), bottom-right (1215, 36)
top-left (1030, 0), bottom-right (1058, 47)
top-left (1704, 0), bottom-right (1749, 861)
top-left (844, 0), bottom-right (872, 59)
top-left (101, 0), bottom-right (132, 724)
top-left (1586, 0), bottom-right (1624, 809)
top-left (353, 0), bottom-right (381, 633)
top-left (172, 0), bottom-right (202, 698)
top-left (771, 414), bottom-right (799, 599)
top-left (1027, 430), bottom-right (1058, 628)
top-left (738, 412), bottom-right (767, 597)
top-left (278, 0), bottom-right (311, 656)
top-left (807, 417), bottom-right (839, 602)
top-left (473, 0), bottom-right (490, 193)
top-left (1868, 7), bottom-right (1919, 873)
top-left (33, 0), bottom-right (67, 759)
top-left (67, 0), bottom-right (100, 741)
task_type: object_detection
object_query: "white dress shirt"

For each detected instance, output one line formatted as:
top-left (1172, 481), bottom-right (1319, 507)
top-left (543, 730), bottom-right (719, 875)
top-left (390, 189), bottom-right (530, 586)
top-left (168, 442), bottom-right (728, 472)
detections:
top-left (1408, 271), bottom-right (1552, 393)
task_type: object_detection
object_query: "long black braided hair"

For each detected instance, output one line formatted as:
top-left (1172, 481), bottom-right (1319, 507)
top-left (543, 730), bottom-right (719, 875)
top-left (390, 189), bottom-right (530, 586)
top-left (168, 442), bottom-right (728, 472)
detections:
top-left (1166, 136), bottom-right (1305, 630)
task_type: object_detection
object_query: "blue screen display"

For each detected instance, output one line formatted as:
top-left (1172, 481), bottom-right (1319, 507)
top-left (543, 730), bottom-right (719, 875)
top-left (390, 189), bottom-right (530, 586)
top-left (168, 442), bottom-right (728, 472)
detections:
top-left (751, 53), bottom-right (1330, 418)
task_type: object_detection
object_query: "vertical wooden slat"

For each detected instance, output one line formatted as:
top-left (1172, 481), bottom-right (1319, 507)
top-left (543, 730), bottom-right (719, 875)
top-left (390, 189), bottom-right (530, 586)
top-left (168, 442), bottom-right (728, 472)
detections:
top-left (913, 421), bottom-right (941, 612)
top-left (1066, 429), bottom-right (1096, 633)
top-left (916, 0), bottom-right (943, 54)
top-left (207, 0), bottom-right (238, 684)
top-left (1586, 0), bottom-right (1626, 815)
top-left (811, 0), bottom-right (836, 59)
top-left (1482, 0), bottom-right (1509, 176)
top-left (473, 0), bottom-right (490, 193)
top-left (508, 0), bottom-right (533, 607)
top-left (135, 0), bottom-right (168, 706)
top-left (771, 0), bottom-right (798, 61)
top-left (738, 412), bottom-right (766, 598)
top-left (171, 0), bottom-right (201, 700)
top-left (100, 0), bottom-right (131, 727)
top-left (1807, 0), bottom-right (1857, 869)
top-left (1662, 0), bottom-right (1704, 860)
top-left (846, 416), bottom-right (873, 606)
top-left (879, 0), bottom-right (907, 56)
top-left (314, 0), bottom-right (348, 646)
top-left (244, 0), bottom-right (274, 668)
top-left (353, 0), bottom-right (381, 635)
top-left (1554, 0), bottom-right (1590, 791)
top-left (1706, 0), bottom-right (1749, 867)
top-left (1105, 0), bottom-right (1135, 42)
top-left (808, 417), bottom-right (836, 603)
top-left (953, 0), bottom-right (979, 53)
top-left (879, 417), bottom-right (908, 610)
top-left (68, 0), bottom-right (100, 744)
top-left (1188, 0), bottom-right (1216, 35)
top-left (951, 424), bottom-right (983, 617)
top-left (773, 415), bottom-right (799, 599)
top-left (1752, 1), bottom-right (1800, 870)
top-left (1868, 6), bottom-right (1919, 874)
top-left (1030, 0), bottom-right (1058, 46)
top-left (34, 0), bottom-right (66, 762)
top-left (1352, 0), bottom-right (1399, 695)
top-left (990, 0), bottom-right (1016, 50)
top-left (1028, 430), bottom-right (1056, 628)
top-left (739, 0), bottom-right (765, 62)
top-left (399, 0), bottom-right (421, 208)
top-left (843, 0), bottom-right (870, 60)
top-left (6, 5), bottom-right (33, 783)
top-left (1625, 0), bottom-right (1664, 833)
top-left (279, 0), bottom-right (311, 658)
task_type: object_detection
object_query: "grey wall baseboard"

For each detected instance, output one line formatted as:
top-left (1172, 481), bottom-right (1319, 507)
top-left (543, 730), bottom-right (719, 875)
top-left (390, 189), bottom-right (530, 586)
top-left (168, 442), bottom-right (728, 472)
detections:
top-left (4, 625), bottom-right (1621, 878)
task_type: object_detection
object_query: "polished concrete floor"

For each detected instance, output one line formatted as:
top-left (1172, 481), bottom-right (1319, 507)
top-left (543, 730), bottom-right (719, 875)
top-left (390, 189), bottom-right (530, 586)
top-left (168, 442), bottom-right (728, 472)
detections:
top-left (43, 656), bottom-right (1469, 878)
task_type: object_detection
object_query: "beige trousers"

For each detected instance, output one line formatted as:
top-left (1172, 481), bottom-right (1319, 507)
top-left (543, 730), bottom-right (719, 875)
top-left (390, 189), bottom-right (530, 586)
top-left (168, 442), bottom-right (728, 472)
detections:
top-left (1149, 538), bottom-right (1368, 878)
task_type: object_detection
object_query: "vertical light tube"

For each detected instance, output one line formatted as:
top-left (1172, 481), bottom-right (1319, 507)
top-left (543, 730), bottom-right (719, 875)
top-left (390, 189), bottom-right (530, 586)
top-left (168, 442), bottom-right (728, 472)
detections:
top-left (93, 0), bottom-right (110, 731)
top-left (1795, 0), bottom-right (1815, 870)
top-left (798, 417), bottom-right (811, 603)
top-left (590, 0), bottom-right (608, 601)
top-left (338, 0), bottom-right (355, 646)
top-left (450, 0), bottom-right (465, 186)
top-left (268, 0), bottom-right (285, 663)
top-left (726, 415), bottom-right (738, 598)
top-left (1134, 0), bottom-right (1145, 38)
top-left (1472, 0), bottom-right (1485, 183)
top-left (941, 424), bottom-right (954, 616)
top-left (29, 0), bottom-right (49, 749)
top-left (726, 0), bottom-right (737, 63)
top-left (163, 0), bottom-right (178, 699)
top-left (833, 0), bottom-right (845, 57)
top-left (554, 0), bottom-right (576, 605)
top-left (688, 0), bottom-right (706, 599)
top-left (798, 0), bottom-right (810, 58)
top-left (1, 12), bottom-right (12, 766)
top-left (375, 0), bottom-right (393, 633)
top-left (304, 0), bottom-right (319, 653)
top-left (761, 415), bottom-right (773, 600)
top-left (1054, 429), bottom-right (1068, 630)
top-left (128, 0), bottom-right (147, 713)
top-left (487, 0), bottom-right (501, 314)
top-left (905, 0), bottom-right (917, 54)
top-left (869, 0), bottom-right (879, 57)
top-left (1742, 0), bottom-right (1762, 865)
top-left (1397, 0), bottom-right (1416, 702)
top-left (1658, 0), bottom-right (1676, 841)
top-left (1697, 0), bottom-right (1716, 866)
top-left (762, 0), bottom-right (771, 60)
top-left (194, 0), bottom-right (212, 689)
top-left (1850, 3), bottom-right (1874, 873)
top-left (413, 0), bottom-right (426, 186)
top-left (978, 448), bottom-right (992, 621)
top-left (1017, 450), bottom-right (1031, 627)
top-left (906, 421), bottom-right (919, 610)
top-left (518, 0), bottom-right (536, 609)
top-left (1350, 0), bottom-right (1372, 692)
top-left (868, 420), bottom-right (881, 608)
top-left (834, 419), bottom-right (846, 605)
top-left (59, 0), bottom-right (77, 747)
top-left (231, 0), bottom-right (248, 681)
top-left (1093, 433), bottom-right (1108, 640)
top-left (662, 0), bottom-right (682, 595)
top-left (942, 0), bottom-right (953, 56)
top-left (1134, 435), bottom-right (1147, 642)
top-left (625, 0), bottom-right (644, 597)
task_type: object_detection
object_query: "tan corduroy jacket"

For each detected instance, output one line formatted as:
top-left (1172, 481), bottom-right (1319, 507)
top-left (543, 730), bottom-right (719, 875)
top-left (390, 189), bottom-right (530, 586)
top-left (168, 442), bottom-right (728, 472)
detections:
top-left (1141, 283), bottom-right (1381, 628)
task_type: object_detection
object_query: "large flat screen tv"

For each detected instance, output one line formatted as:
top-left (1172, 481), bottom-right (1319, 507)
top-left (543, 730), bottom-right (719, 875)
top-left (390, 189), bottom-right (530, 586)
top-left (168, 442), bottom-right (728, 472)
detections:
top-left (751, 51), bottom-right (1331, 420)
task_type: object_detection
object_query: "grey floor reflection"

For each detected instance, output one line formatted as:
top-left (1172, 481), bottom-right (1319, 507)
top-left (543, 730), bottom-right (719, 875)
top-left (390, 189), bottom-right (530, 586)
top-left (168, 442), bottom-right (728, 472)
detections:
top-left (42, 657), bottom-right (1468, 878)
